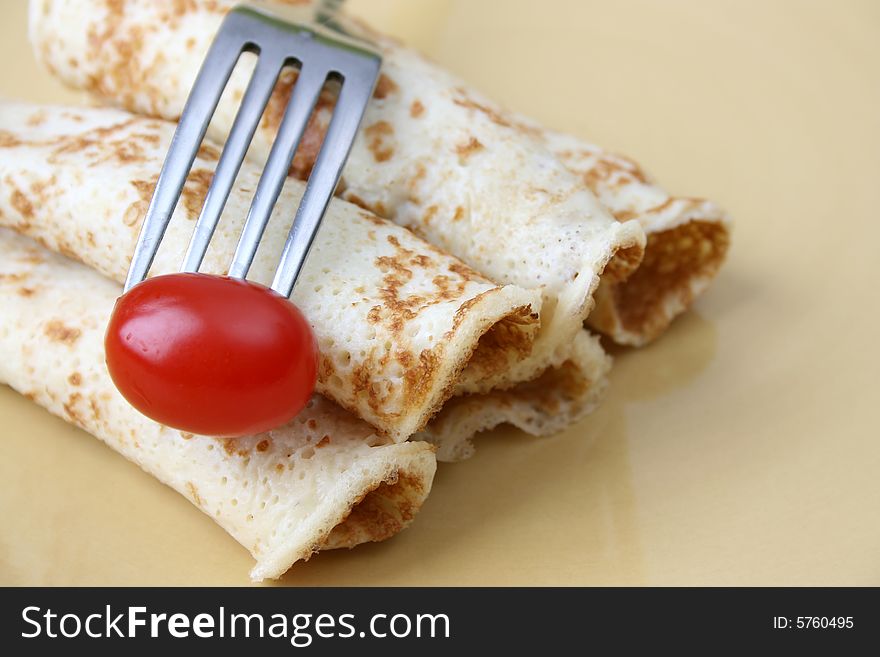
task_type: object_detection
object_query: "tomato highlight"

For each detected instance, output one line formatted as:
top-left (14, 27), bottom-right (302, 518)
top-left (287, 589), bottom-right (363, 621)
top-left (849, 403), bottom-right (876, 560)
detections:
top-left (105, 273), bottom-right (318, 437)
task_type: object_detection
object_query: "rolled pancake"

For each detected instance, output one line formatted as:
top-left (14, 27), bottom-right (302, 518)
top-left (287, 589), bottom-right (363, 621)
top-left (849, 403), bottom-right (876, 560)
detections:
top-left (0, 228), bottom-right (436, 581)
top-left (536, 129), bottom-right (731, 346)
top-left (29, 0), bottom-right (645, 392)
top-left (416, 330), bottom-right (609, 462)
top-left (0, 101), bottom-right (542, 443)
top-left (0, 102), bottom-right (611, 460)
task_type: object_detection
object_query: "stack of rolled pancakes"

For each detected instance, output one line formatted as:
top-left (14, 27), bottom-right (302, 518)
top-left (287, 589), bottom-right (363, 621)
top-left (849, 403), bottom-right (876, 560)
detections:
top-left (0, 0), bottom-right (731, 580)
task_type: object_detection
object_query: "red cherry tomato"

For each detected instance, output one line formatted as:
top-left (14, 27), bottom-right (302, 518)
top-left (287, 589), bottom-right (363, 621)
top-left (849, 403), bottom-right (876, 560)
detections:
top-left (105, 273), bottom-right (317, 437)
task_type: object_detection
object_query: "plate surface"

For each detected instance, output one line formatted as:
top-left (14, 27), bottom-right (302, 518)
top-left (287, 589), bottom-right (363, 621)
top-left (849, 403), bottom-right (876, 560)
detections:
top-left (1, 0), bottom-right (878, 585)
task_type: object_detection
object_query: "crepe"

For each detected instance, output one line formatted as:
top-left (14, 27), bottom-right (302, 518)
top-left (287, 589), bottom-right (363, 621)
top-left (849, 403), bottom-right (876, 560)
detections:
top-left (0, 228), bottom-right (436, 580)
top-left (29, 0), bottom-right (645, 392)
top-left (417, 329), bottom-right (609, 461)
top-left (536, 129), bottom-right (732, 345)
top-left (0, 101), bottom-right (543, 443)
top-left (0, 101), bottom-right (612, 461)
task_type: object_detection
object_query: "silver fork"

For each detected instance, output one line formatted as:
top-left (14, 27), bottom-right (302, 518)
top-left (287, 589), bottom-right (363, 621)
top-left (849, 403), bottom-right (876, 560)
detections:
top-left (122, 1), bottom-right (381, 297)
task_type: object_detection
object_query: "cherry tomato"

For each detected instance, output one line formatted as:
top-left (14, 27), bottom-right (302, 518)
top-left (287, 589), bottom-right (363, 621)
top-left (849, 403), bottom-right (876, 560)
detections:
top-left (105, 273), bottom-right (317, 437)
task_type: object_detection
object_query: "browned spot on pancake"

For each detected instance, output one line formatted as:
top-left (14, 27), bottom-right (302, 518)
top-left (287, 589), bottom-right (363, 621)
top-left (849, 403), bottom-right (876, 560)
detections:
top-left (131, 177), bottom-right (157, 203)
top-left (316, 435), bottom-right (330, 447)
top-left (68, 372), bottom-right (83, 386)
top-left (0, 273), bottom-right (27, 283)
top-left (26, 111), bottom-right (47, 127)
top-left (511, 117), bottom-right (542, 138)
top-left (22, 247), bottom-right (45, 265)
top-left (306, 418), bottom-right (317, 430)
top-left (275, 463), bottom-right (285, 472)
top-left (398, 348), bottom-right (443, 410)
top-left (366, 305), bottom-right (382, 324)
top-left (455, 136), bottom-right (484, 163)
top-left (372, 73), bottom-right (398, 99)
top-left (221, 438), bottom-right (250, 457)
top-left (125, 175), bottom-right (159, 227)
top-left (430, 274), bottom-right (465, 302)
top-left (10, 190), bottom-right (34, 220)
top-left (404, 164), bottom-right (427, 206)
top-left (196, 142), bottom-right (221, 161)
top-left (180, 168), bottom-right (213, 219)
top-left (44, 320), bottom-right (81, 345)
top-left (122, 201), bottom-right (147, 227)
top-left (291, 106), bottom-right (332, 179)
top-left (131, 130), bottom-right (162, 145)
top-left (171, 0), bottom-right (195, 17)
top-left (373, 240), bottom-right (421, 333)
top-left (57, 239), bottom-right (78, 261)
top-left (82, 2), bottom-right (163, 112)
top-left (448, 261), bottom-right (489, 284)
top-left (91, 137), bottom-right (147, 166)
top-left (580, 152), bottom-right (650, 191)
top-left (89, 398), bottom-right (102, 420)
top-left (180, 432), bottom-right (194, 440)
top-left (410, 99), bottom-right (425, 118)
top-left (186, 482), bottom-right (203, 507)
top-left (346, 194), bottom-right (388, 221)
top-left (422, 204), bottom-right (438, 226)
top-left (20, 232), bottom-right (76, 263)
top-left (453, 206), bottom-right (465, 222)
top-left (17, 287), bottom-right (35, 297)
top-left (63, 392), bottom-right (84, 425)
top-left (48, 118), bottom-right (142, 162)
top-left (256, 439), bottom-right (270, 452)
top-left (450, 290), bottom-right (490, 329)
top-left (359, 211), bottom-right (386, 229)
top-left (364, 121), bottom-right (394, 162)
top-left (351, 360), bottom-right (389, 413)
top-left (452, 88), bottom-right (511, 127)
top-left (0, 131), bottom-right (22, 148)
top-left (30, 176), bottom-right (57, 202)
top-left (318, 353), bottom-right (336, 382)
top-left (262, 68), bottom-right (336, 180)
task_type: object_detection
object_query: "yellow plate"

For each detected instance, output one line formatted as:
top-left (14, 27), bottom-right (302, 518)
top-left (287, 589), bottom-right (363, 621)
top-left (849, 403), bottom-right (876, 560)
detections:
top-left (1, 0), bottom-right (878, 585)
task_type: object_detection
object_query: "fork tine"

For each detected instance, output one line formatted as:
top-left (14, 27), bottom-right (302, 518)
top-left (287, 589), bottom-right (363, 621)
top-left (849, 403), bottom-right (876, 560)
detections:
top-left (227, 65), bottom-right (328, 280)
top-left (181, 55), bottom-right (282, 273)
top-left (271, 72), bottom-right (377, 297)
top-left (123, 25), bottom-right (245, 292)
